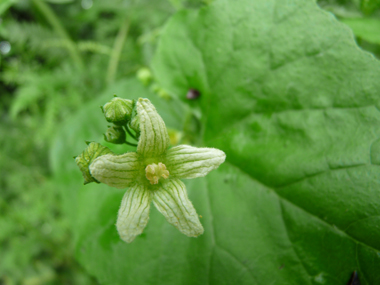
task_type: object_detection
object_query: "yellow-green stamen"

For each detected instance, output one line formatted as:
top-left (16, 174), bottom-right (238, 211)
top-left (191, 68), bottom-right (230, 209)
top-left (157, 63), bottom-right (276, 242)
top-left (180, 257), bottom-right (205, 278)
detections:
top-left (145, 162), bottom-right (170, 184)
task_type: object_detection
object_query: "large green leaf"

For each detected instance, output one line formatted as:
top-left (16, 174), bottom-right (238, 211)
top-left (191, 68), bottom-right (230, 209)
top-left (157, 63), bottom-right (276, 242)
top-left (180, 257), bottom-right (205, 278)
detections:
top-left (52, 0), bottom-right (380, 284)
top-left (152, 0), bottom-right (380, 283)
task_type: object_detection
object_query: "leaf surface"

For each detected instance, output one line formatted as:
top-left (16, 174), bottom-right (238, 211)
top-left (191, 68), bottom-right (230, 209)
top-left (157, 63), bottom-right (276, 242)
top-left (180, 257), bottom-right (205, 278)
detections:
top-left (52, 0), bottom-right (380, 283)
top-left (152, 0), bottom-right (380, 283)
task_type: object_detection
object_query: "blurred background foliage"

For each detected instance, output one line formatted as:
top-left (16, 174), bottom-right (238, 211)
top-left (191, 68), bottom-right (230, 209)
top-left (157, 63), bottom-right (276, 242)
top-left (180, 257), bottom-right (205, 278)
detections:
top-left (0, 0), bottom-right (379, 283)
top-left (319, 0), bottom-right (380, 55)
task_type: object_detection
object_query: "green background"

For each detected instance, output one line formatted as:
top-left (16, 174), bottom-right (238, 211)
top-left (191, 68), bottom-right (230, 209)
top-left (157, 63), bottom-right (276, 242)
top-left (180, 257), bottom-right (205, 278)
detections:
top-left (2, 0), bottom-right (380, 284)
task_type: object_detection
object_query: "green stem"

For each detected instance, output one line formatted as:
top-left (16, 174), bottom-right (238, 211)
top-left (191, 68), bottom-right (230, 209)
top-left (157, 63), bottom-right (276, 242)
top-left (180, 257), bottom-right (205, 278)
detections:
top-left (124, 141), bottom-right (137, 147)
top-left (107, 17), bottom-right (130, 86)
top-left (31, 0), bottom-right (84, 70)
top-left (124, 125), bottom-right (137, 140)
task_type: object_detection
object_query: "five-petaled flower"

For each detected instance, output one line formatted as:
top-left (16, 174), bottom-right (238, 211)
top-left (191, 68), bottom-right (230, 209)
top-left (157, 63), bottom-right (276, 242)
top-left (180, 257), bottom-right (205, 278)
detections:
top-left (89, 98), bottom-right (226, 243)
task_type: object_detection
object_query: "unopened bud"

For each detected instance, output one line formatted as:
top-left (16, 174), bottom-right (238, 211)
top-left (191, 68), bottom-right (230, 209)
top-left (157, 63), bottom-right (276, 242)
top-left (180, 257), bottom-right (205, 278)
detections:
top-left (102, 97), bottom-right (133, 125)
top-left (129, 115), bottom-right (140, 135)
top-left (104, 126), bottom-right (126, 144)
top-left (75, 142), bottom-right (113, 184)
top-left (137, 67), bottom-right (153, 86)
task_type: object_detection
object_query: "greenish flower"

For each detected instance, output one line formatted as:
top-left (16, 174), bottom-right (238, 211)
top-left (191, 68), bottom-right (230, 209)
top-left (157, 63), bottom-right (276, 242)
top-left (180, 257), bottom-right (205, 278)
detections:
top-left (89, 98), bottom-right (226, 243)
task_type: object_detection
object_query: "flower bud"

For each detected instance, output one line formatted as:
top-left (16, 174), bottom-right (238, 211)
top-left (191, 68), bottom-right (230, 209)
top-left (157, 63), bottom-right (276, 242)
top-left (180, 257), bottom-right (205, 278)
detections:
top-left (168, 129), bottom-right (183, 146)
top-left (150, 84), bottom-right (171, 100)
top-left (75, 142), bottom-right (113, 184)
top-left (137, 67), bottom-right (153, 86)
top-left (129, 115), bottom-right (140, 135)
top-left (104, 126), bottom-right (126, 144)
top-left (102, 97), bottom-right (133, 125)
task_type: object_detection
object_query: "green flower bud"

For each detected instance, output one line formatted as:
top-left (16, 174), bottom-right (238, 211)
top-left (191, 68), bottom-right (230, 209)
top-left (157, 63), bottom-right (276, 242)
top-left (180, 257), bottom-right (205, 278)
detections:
top-left (137, 67), bottom-right (153, 86)
top-left (150, 83), bottom-right (161, 94)
top-left (157, 89), bottom-right (171, 100)
top-left (75, 142), bottom-right (114, 184)
top-left (168, 128), bottom-right (183, 146)
top-left (104, 126), bottom-right (126, 144)
top-left (102, 97), bottom-right (133, 125)
top-left (150, 84), bottom-right (171, 100)
top-left (129, 114), bottom-right (140, 135)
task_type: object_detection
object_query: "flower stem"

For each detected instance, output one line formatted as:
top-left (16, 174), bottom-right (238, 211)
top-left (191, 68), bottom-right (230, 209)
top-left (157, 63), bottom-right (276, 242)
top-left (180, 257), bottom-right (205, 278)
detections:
top-left (124, 141), bottom-right (137, 147)
top-left (124, 125), bottom-right (137, 140)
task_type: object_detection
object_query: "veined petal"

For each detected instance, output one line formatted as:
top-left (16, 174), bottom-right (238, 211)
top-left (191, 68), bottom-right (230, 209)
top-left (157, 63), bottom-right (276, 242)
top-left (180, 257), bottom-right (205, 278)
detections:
top-left (116, 184), bottom-right (152, 243)
top-left (89, 152), bottom-right (140, 189)
top-left (153, 179), bottom-right (203, 237)
top-left (136, 98), bottom-right (169, 157)
top-left (165, 145), bottom-right (226, 179)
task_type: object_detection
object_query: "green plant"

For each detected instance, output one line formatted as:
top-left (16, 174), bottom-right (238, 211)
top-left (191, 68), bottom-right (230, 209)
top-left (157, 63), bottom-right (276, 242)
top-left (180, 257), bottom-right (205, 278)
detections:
top-left (3, 0), bottom-right (380, 283)
top-left (52, 0), bottom-right (380, 284)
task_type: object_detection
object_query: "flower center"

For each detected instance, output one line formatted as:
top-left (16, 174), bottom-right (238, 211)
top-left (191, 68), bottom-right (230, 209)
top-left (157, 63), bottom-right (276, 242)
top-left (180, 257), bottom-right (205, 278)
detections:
top-left (145, 162), bottom-right (170, 185)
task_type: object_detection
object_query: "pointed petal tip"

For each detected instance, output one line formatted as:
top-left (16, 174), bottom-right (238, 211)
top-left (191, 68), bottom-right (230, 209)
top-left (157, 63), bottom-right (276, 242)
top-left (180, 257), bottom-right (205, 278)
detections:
top-left (119, 235), bottom-right (137, 243)
top-left (116, 185), bottom-right (152, 243)
top-left (137, 97), bottom-right (148, 103)
top-left (153, 179), bottom-right (204, 238)
top-left (213, 148), bottom-right (226, 161)
top-left (136, 97), bottom-right (169, 157)
top-left (166, 145), bottom-right (226, 179)
top-left (188, 225), bottom-right (204, 238)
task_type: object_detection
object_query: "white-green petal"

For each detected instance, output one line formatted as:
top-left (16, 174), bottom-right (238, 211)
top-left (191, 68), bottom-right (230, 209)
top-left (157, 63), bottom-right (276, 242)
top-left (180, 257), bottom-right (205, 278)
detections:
top-left (165, 145), bottom-right (226, 179)
top-left (89, 152), bottom-right (140, 189)
top-left (153, 179), bottom-right (203, 237)
top-left (136, 98), bottom-right (169, 157)
top-left (116, 184), bottom-right (152, 243)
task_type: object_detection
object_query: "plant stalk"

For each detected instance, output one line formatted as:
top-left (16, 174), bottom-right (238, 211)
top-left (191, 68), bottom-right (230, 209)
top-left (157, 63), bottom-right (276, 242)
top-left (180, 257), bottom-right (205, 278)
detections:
top-left (124, 125), bottom-right (137, 140)
top-left (31, 0), bottom-right (84, 70)
top-left (106, 17), bottom-right (130, 86)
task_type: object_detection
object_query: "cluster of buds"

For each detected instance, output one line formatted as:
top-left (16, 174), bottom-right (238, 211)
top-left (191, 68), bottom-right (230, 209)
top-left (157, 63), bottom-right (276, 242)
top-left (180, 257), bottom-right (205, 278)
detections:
top-left (100, 96), bottom-right (140, 146)
top-left (75, 96), bottom-right (141, 186)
